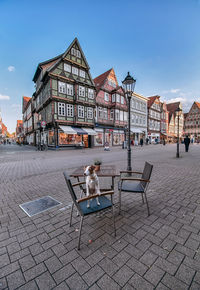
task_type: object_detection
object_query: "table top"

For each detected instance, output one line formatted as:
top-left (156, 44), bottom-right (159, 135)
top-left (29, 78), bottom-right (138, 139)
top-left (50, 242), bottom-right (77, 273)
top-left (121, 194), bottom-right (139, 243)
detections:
top-left (70, 165), bottom-right (120, 177)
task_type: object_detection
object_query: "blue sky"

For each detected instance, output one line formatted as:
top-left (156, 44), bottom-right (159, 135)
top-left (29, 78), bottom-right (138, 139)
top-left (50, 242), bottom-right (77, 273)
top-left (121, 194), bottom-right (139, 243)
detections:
top-left (0, 0), bottom-right (200, 133)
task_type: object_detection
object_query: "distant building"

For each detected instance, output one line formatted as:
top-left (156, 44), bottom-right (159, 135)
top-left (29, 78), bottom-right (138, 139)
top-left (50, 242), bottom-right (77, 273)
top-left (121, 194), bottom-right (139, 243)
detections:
top-left (22, 96), bottom-right (33, 144)
top-left (147, 96), bottom-right (161, 143)
top-left (16, 120), bottom-right (23, 143)
top-left (160, 101), bottom-right (169, 142)
top-left (167, 102), bottom-right (184, 142)
top-left (94, 68), bottom-right (127, 146)
top-left (184, 101), bottom-right (200, 141)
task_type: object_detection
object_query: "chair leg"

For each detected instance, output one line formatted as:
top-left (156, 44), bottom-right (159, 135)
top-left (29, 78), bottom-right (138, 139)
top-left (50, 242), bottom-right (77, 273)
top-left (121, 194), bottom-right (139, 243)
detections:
top-left (144, 192), bottom-right (150, 216)
top-left (119, 189), bottom-right (122, 214)
top-left (77, 216), bottom-right (84, 250)
top-left (69, 202), bottom-right (74, 227)
top-left (141, 192), bottom-right (145, 204)
top-left (111, 196), bottom-right (116, 237)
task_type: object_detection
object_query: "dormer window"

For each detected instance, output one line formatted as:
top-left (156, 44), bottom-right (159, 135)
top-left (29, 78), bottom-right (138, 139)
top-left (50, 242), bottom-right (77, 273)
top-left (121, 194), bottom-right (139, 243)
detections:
top-left (71, 48), bottom-right (81, 58)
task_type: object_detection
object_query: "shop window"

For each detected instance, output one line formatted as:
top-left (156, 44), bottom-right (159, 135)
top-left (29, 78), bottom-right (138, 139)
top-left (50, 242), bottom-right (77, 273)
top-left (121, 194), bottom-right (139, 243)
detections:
top-left (58, 103), bottom-right (66, 116)
top-left (95, 132), bottom-right (103, 146)
top-left (67, 104), bottom-right (74, 117)
top-left (87, 107), bottom-right (93, 119)
top-left (78, 105), bottom-right (84, 118)
top-left (48, 130), bottom-right (55, 145)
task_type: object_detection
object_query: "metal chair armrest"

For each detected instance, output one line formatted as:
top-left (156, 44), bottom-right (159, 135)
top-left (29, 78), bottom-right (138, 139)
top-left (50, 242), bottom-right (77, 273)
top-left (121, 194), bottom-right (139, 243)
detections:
top-left (120, 170), bottom-right (143, 174)
top-left (72, 181), bottom-right (86, 187)
top-left (77, 191), bottom-right (114, 203)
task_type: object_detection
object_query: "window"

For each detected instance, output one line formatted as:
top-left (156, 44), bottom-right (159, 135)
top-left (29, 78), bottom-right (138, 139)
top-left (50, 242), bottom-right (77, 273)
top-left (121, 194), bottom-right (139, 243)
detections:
top-left (67, 104), bottom-right (73, 117)
top-left (120, 111), bottom-right (123, 121)
top-left (66, 84), bottom-right (73, 96)
top-left (58, 81), bottom-right (66, 94)
top-left (115, 109), bottom-right (119, 120)
top-left (87, 107), bottom-right (93, 119)
top-left (71, 48), bottom-right (76, 56)
top-left (124, 112), bottom-right (128, 121)
top-left (79, 86), bottom-right (85, 97)
top-left (104, 92), bottom-right (109, 102)
top-left (98, 107), bottom-right (103, 118)
top-left (121, 96), bottom-right (124, 104)
top-left (88, 88), bottom-right (94, 99)
top-left (79, 70), bottom-right (85, 78)
top-left (103, 108), bottom-right (107, 119)
top-left (112, 94), bottom-right (115, 102)
top-left (72, 67), bottom-right (78, 75)
top-left (116, 94), bottom-right (120, 103)
top-left (77, 50), bottom-right (81, 58)
top-left (110, 109), bottom-right (114, 120)
top-left (78, 105), bottom-right (84, 118)
top-left (64, 63), bottom-right (71, 72)
top-left (58, 103), bottom-right (66, 116)
top-left (71, 48), bottom-right (81, 58)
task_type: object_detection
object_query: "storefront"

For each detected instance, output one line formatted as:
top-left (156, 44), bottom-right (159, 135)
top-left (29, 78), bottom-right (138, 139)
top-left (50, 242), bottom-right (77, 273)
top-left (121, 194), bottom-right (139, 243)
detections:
top-left (94, 127), bottom-right (125, 147)
top-left (148, 133), bottom-right (160, 144)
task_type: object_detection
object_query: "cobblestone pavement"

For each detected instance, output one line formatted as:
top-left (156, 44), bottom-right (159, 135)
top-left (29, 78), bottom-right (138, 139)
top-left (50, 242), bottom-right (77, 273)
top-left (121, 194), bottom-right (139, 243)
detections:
top-left (0, 143), bottom-right (200, 289)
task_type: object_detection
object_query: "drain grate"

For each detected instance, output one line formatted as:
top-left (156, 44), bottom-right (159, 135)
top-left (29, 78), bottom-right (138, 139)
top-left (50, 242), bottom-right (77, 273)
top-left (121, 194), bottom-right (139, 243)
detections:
top-left (19, 196), bottom-right (61, 217)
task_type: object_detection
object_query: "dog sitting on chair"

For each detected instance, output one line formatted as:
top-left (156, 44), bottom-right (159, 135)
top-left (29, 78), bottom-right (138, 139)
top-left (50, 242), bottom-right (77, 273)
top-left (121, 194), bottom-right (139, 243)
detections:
top-left (84, 165), bottom-right (100, 208)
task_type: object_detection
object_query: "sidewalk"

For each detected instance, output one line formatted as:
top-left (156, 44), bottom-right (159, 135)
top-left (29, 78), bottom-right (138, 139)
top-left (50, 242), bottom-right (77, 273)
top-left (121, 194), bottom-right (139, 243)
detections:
top-left (0, 144), bottom-right (200, 289)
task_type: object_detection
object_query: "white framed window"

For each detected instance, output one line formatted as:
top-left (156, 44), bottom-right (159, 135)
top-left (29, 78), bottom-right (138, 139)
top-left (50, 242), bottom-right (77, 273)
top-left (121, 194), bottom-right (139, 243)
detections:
top-left (78, 105), bottom-right (84, 118)
top-left (115, 109), bottom-right (119, 120)
top-left (110, 109), bottom-right (114, 120)
top-left (58, 102), bottom-right (66, 116)
top-left (104, 92), bottom-right (109, 102)
top-left (103, 108), bottom-right (107, 119)
top-left (79, 86), bottom-right (85, 97)
top-left (72, 67), bottom-right (78, 75)
top-left (77, 50), bottom-right (81, 58)
top-left (66, 84), bottom-right (73, 96)
top-left (88, 88), bottom-right (94, 99)
top-left (112, 94), bottom-right (115, 102)
top-left (98, 107), bottom-right (103, 118)
top-left (71, 48), bottom-right (76, 56)
top-left (64, 63), bottom-right (71, 72)
top-left (58, 81), bottom-right (66, 94)
top-left (121, 96), bottom-right (124, 104)
top-left (67, 104), bottom-right (73, 117)
top-left (79, 70), bottom-right (85, 78)
top-left (87, 107), bottom-right (93, 119)
top-left (124, 112), bottom-right (128, 121)
top-left (120, 111), bottom-right (123, 121)
top-left (116, 94), bottom-right (120, 103)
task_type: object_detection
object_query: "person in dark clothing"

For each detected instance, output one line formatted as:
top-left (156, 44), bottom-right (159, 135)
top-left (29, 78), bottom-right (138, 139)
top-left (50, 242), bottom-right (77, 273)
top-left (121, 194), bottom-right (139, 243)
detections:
top-left (140, 138), bottom-right (143, 147)
top-left (184, 135), bottom-right (190, 152)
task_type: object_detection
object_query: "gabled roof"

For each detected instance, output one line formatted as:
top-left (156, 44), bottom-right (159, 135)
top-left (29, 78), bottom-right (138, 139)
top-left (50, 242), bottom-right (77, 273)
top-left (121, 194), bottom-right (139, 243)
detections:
top-left (93, 68), bottom-right (113, 92)
top-left (17, 120), bottom-right (23, 126)
top-left (194, 101), bottom-right (200, 109)
top-left (166, 102), bottom-right (180, 113)
top-left (147, 95), bottom-right (160, 108)
top-left (22, 96), bottom-right (31, 113)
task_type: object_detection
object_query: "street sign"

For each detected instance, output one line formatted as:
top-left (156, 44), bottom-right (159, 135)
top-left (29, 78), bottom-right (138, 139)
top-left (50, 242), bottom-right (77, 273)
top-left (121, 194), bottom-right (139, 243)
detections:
top-left (41, 121), bottom-right (46, 128)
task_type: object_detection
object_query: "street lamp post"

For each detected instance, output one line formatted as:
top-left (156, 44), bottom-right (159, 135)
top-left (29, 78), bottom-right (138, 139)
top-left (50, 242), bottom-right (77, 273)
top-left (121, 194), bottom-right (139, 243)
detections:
top-left (122, 72), bottom-right (136, 172)
top-left (175, 107), bottom-right (182, 158)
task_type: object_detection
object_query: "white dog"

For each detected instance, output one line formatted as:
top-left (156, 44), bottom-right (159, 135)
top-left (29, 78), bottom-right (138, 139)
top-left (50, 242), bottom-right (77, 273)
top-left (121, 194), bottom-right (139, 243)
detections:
top-left (84, 165), bottom-right (101, 208)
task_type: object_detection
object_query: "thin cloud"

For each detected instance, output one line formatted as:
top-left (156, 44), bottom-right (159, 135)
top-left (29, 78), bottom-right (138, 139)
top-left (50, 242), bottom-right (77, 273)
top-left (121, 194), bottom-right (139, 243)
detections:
top-left (162, 88), bottom-right (181, 94)
top-left (7, 66), bottom-right (15, 72)
top-left (0, 94), bottom-right (10, 100)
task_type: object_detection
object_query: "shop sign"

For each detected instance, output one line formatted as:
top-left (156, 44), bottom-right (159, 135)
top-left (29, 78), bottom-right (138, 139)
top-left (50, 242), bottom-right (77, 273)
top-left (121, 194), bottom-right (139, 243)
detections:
top-left (41, 121), bottom-right (46, 128)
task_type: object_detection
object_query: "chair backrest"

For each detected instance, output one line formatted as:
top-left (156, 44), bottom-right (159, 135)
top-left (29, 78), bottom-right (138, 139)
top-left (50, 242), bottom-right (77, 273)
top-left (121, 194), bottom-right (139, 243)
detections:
top-left (63, 172), bottom-right (82, 214)
top-left (141, 162), bottom-right (153, 189)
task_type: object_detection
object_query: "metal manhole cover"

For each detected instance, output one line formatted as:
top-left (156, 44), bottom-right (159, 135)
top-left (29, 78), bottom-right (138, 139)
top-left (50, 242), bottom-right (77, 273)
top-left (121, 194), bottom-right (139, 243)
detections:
top-left (19, 196), bottom-right (62, 217)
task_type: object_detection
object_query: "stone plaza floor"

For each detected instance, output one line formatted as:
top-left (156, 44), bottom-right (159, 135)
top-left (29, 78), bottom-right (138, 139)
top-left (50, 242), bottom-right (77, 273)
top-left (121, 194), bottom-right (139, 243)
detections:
top-left (0, 143), bottom-right (200, 289)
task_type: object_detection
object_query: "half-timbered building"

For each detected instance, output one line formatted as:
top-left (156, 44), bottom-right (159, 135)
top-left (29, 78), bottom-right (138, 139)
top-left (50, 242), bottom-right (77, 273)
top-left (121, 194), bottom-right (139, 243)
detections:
top-left (147, 96), bottom-right (161, 143)
top-left (184, 101), bottom-right (200, 142)
top-left (94, 68), bottom-right (128, 146)
top-left (167, 102), bottom-right (184, 142)
top-left (32, 38), bottom-right (96, 148)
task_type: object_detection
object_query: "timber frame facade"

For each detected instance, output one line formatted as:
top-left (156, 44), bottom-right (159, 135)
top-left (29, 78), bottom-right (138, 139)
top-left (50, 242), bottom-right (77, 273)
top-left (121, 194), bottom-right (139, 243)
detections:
top-left (32, 38), bottom-right (96, 148)
top-left (184, 101), bottom-right (200, 141)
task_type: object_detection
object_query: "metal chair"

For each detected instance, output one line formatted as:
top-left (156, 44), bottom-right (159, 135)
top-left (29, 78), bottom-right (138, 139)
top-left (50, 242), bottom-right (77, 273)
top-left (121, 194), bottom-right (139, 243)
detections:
top-left (63, 172), bottom-right (116, 250)
top-left (118, 162), bottom-right (153, 216)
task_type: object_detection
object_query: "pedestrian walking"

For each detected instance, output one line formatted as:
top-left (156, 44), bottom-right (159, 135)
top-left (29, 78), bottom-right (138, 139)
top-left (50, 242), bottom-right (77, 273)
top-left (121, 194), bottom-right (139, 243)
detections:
top-left (145, 137), bottom-right (149, 145)
top-left (184, 135), bottom-right (190, 152)
top-left (163, 139), bottom-right (166, 146)
top-left (140, 138), bottom-right (143, 147)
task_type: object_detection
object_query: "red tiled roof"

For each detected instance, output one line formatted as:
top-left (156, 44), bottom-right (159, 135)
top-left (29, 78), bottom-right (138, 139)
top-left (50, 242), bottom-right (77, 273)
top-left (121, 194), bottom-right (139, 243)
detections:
top-left (166, 102), bottom-right (180, 112)
top-left (93, 68), bottom-right (112, 91)
top-left (147, 96), bottom-right (160, 108)
top-left (22, 96), bottom-right (31, 113)
top-left (17, 120), bottom-right (23, 126)
top-left (195, 101), bottom-right (200, 109)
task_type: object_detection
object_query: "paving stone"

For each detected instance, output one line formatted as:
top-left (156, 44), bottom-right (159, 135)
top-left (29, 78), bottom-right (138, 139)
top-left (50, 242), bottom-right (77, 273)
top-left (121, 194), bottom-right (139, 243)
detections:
top-left (34, 249), bottom-right (54, 264)
top-left (175, 263), bottom-right (196, 285)
top-left (7, 241), bottom-right (21, 255)
top-left (154, 257), bottom-right (178, 275)
top-left (0, 261), bottom-right (19, 279)
top-left (71, 256), bottom-right (91, 275)
top-left (161, 273), bottom-right (188, 290)
top-left (44, 255), bottom-right (62, 274)
top-left (139, 250), bottom-right (158, 267)
top-left (29, 242), bottom-right (43, 256)
top-left (113, 264), bottom-right (134, 287)
top-left (24, 262), bottom-right (47, 282)
top-left (53, 281), bottom-right (70, 289)
top-left (149, 244), bottom-right (168, 258)
top-left (0, 277), bottom-right (7, 289)
top-left (82, 264), bottom-right (104, 287)
top-left (19, 254), bottom-right (36, 271)
top-left (112, 249), bottom-right (131, 267)
top-left (65, 272), bottom-right (88, 290)
top-left (126, 256), bottom-right (148, 276)
top-left (0, 253), bottom-right (10, 268)
top-left (6, 269), bottom-right (25, 290)
top-left (18, 280), bottom-right (38, 290)
top-left (53, 264), bottom-right (75, 285)
top-left (97, 274), bottom-right (121, 290)
top-left (129, 273), bottom-right (154, 290)
top-left (59, 249), bottom-right (79, 265)
top-left (167, 249), bottom-right (184, 266)
top-left (35, 271), bottom-right (56, 289)
top-left (144, 264), bottom-right (165, 286)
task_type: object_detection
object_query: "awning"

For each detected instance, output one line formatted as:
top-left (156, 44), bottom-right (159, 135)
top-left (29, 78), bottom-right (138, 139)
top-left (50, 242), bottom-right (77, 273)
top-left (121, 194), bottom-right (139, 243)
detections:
top-left (130, 128), bottom-right (143, 133)
top-left (60, 126), bottom-right (77, 134)
top-left (83, 128), bottom-right (97, 135)
top-left (72, 127), bottom-right (87, 135)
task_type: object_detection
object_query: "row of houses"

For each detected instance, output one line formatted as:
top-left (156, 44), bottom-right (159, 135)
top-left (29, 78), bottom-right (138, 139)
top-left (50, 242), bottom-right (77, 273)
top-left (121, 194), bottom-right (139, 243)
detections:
top-left (16, 38), bottom-right (200, 148)
top-left (0, 109), bottom-right (9, 142)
